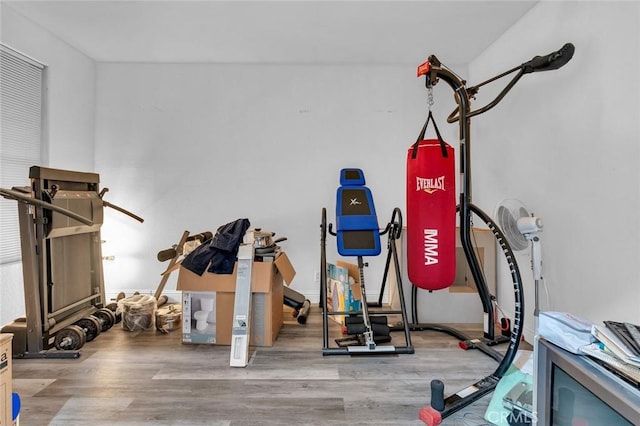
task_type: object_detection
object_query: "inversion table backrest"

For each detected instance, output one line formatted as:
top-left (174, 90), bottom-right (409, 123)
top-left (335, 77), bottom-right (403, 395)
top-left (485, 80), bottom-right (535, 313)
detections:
top-left (335, 168), bottom-right (381, 257)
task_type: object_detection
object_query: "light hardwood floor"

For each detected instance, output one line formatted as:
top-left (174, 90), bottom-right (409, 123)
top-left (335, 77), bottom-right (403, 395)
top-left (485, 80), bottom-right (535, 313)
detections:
top-left (11, 308), bottom-right (523, 425)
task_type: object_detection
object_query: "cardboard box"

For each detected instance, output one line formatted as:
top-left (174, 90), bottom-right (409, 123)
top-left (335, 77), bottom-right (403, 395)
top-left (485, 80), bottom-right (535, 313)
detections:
top-left (1, 333), bottom-right (13, 426)
top-left (177, 252), bottom-right (295, 346)
top-left (182, 291), bottom-right (217, 344)
top-left (336, 260), bottom-right (362, 304)
top-left (327, 261), bottom-right (362, 325)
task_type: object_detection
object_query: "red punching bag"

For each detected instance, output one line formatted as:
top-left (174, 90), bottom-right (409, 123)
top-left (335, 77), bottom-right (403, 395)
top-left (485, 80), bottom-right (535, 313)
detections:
top-left (406, 112), bottom-right (456, 290)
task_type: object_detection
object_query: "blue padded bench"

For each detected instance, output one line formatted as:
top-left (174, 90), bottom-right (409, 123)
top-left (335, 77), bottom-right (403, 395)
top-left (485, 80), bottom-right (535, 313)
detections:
top-left (335, 168), bottom-right (381, 257)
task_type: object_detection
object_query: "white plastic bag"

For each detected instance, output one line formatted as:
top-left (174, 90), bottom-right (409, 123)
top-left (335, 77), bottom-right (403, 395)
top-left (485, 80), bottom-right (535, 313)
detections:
top-left (538, 311), bottom-right (595, 354)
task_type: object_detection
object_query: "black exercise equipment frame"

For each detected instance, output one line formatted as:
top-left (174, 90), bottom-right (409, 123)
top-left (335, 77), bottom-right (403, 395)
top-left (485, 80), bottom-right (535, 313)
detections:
top-left (417, 43), bottom-right (575, 422)
top-left (320, 207), bottom-right (414, 355)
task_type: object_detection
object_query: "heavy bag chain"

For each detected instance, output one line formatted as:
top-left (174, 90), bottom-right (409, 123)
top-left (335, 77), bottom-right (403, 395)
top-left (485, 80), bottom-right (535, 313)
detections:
top-left (427, 86), bottom-right (434, 112)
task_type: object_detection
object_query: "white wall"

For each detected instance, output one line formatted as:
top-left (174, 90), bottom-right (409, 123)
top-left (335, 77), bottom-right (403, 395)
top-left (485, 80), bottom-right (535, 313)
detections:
top-left (0, 4), bottom-right (96, 170)
top-left (468, 1), bottom-right (640, 340)
top-left (95, 63), bottom-right (460, 303)
top-left (0, 4), bottom-right (96, 326)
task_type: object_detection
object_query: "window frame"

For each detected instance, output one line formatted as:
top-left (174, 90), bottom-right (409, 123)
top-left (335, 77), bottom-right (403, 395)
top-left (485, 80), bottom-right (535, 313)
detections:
top-left (0, 44), bottom-right (47, 264)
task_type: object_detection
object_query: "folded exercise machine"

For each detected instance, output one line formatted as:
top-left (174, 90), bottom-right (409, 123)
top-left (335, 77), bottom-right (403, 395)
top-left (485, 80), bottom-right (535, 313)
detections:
top-left (320, 168), bottom-right (413, 355)
top-left (416, 43), bottom-right (575, 425)
top-left (0, 166), bottom-right (142, 358)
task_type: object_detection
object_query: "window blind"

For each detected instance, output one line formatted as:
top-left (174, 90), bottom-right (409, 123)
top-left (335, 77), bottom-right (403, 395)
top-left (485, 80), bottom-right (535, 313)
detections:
top-left (0, 45), bottom-right (45, 264)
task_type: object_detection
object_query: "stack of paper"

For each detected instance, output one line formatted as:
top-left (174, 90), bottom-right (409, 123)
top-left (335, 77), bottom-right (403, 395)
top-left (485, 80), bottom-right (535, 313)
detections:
top-left (581, 324), bottom-right (640, 386)
top-left (592, 325), bottom-right (640, 367)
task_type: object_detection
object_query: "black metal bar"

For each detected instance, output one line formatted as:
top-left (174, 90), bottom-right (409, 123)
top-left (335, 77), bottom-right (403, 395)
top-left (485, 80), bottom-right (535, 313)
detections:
top-left (439, 376), bottom-right (500, 418)
top-left (465, 71), bottom-right (525, 120)
top-left (320, 208), bottom-right (330, 350)
top-left (471, 205), bottom-right (524, 378)
top-left (326, 309), bottom-right (407, 317)
top-left (323, 346), bottom-right (415, 356)
top-left (428, 63), bottom-right (499, 341)
top-left (20, 351), bottom-right (81, 359)
top-left (102, 200), bottom-right (144, 223)
top-left (16, 200), bottom-right (45, 353)
top-left (467, 65), bottom-right (520, 92)
top-left (375, 245), bottom-right (393, 307)
top-left (0, 187), bottom-right (93, 226)
top-left (47, 293), bottom-right (101, 318)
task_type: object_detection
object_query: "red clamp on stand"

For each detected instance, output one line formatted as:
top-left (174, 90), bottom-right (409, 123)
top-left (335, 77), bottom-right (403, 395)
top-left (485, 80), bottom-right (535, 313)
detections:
top-left (459, 338), bottom-right (481, 351)
top-left (419, 379), bottom-right (445, 425)
top-left (418, 407), bottom-right (442, 426)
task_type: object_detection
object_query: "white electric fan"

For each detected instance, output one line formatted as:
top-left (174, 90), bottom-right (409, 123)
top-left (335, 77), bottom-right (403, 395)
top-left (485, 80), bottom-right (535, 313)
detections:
top-left (496, 198), bottom-right (544, 325)
top-left (496, 199), bottom-right (543, 283)
top-left (495, 198), bottom-right (544, 425)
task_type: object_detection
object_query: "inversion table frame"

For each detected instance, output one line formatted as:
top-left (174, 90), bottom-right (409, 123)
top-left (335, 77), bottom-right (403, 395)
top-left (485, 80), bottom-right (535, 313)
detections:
top-left (320, 168), bottom-right (413, 355)
top-left (1, 166), bottom-right (142, 358)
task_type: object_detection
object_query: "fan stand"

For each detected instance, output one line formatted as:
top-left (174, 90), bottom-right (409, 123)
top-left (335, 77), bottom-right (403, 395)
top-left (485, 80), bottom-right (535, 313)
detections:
top-left (524, 232), bottom-right (543, 319)
top-left (523, 232), bottom-right (542, 334)
top-left (523, 229), bottom-right (542, 426)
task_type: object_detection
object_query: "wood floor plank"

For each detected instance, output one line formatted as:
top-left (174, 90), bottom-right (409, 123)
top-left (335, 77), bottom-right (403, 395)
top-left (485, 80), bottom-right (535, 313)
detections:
top-left (11, 307), bottom-right (523, 425)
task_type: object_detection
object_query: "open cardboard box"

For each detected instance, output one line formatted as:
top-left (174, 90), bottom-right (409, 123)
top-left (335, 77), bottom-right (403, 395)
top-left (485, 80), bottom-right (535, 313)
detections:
top-left (177, 252), bottom-right (295, 346)
top-left (337, 260), bottom-right (362, 302)
top-left (327, 260), bottom-right (362, 325)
